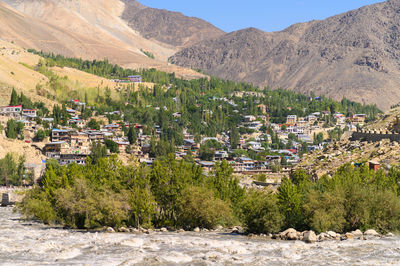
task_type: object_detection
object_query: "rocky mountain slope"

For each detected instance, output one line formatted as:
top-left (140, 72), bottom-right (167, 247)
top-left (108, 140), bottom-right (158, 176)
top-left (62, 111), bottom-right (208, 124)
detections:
top-left (171, 0), bottom-right (400, 111)
top-left (121, 0), bottom-right (224, 48)
top-left (0, 0), bottom-right (205, 79)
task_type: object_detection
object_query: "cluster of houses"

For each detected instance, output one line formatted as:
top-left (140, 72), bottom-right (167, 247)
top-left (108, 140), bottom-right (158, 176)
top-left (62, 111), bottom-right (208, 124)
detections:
top-left (0, 96), bottom-right (368, 176)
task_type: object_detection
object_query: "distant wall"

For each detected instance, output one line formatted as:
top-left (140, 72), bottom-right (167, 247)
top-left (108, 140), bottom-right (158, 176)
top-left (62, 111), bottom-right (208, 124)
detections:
top-left (351, 131), bottom-right (400, 142)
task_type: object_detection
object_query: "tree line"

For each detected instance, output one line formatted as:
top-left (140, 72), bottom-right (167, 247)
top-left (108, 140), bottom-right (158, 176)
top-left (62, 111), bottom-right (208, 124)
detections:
top-left (18, 156), bottom-right (400, 234)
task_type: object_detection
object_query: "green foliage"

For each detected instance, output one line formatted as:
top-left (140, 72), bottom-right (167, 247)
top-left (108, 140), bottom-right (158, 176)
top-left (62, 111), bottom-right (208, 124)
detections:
top-left (105, 139), bottom-right (119, 154)
top-left (89, 142), bottom-right (107, 164)
top-left (87, 119), bottom-right (100, 130)
top-left (177, 186), bottom-right (234, 229)
top-left (127, 126), bottom-right (137, 145)
top-left (241, 190), bottom-right (284, 234)
top-left (0, 153), bottom-right (32, 186)
top-left (10, 88), bottom-right (18, 106)
top-left (35, 129), bottom-right (46, 142)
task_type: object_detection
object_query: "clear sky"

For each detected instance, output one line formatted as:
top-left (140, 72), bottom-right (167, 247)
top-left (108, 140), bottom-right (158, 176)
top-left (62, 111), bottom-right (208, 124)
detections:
top-left (138, 0), bottom-right (384, 33)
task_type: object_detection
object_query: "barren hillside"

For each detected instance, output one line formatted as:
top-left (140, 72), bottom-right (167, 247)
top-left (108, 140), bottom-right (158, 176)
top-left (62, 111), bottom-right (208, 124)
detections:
top-left (121, 0), bottom-right (224, 48)
top-left (0, 0), bottom-right (204, 79)
top-left (171, 0), bottom-right (400, 111)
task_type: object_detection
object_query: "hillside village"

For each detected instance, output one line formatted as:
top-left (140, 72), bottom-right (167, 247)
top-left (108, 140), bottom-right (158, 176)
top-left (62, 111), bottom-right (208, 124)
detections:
top-left (0, 87), bottom-right (369, 185)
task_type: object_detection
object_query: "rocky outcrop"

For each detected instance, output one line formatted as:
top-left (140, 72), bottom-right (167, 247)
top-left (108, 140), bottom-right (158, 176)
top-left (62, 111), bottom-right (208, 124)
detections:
top-left (121, 0), bottom-right (224, 48)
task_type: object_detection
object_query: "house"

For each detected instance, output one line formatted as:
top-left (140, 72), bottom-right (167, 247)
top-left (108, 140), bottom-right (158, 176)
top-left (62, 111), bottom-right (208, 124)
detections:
top-left (243, 115), bottom-right (256, 122)
top-left (352, 114), bottom-right (367, 124)
top-left (22, 109), bottom-right (37, 117)
top-left (234, 157), bottom-right (255, 171)
top-left (369, 160), bottom-right (380, 172)
top-left (115, 141), bottom-right (130, 152)
top-left (128, 75), bottom-right (142, 83)
top-left (43, 141), bottom-right (70, 158)
top-left (286, 115), bottom-right (297, 125)
top-left (52, 129), bottom-right (71, 142)
top-left (0, 105), bottom-right (22, 117)
top-left (58, 154), bottom-right (87, 165)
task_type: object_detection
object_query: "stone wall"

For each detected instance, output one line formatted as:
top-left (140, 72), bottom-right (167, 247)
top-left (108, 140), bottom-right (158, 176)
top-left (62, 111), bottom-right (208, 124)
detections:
top-left (350, 130), bottom-right (400, 142)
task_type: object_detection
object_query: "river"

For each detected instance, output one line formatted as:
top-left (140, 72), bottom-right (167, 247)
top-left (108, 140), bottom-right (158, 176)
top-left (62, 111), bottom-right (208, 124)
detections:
top-left (1, 207), bottom-right (400, 265)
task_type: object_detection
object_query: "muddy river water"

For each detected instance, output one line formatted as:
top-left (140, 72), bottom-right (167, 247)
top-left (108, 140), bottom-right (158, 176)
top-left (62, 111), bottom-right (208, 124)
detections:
top-left (1, 207), bottom-right (400, 265)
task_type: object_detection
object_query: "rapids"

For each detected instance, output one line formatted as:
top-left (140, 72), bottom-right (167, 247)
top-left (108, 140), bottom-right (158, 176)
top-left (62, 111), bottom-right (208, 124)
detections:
top-left (0, 207), bottom-right (399, 265)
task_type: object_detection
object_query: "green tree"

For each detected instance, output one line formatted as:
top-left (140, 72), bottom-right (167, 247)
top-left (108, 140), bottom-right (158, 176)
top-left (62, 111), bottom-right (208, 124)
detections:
top-left (10, 88), bottom-right (18, 106)
top-left (127, 126), bottom-right (137, 145)
top-left (5, 119), bottom-right (18, 139)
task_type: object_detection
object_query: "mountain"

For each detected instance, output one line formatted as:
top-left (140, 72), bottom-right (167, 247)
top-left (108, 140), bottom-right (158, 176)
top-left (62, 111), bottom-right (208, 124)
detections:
top-left (121, 0), bottom-right (225, 48)
top-left (171, 0), bottom-right (400, 111)
top-left (0, 0), bottom-right (206, 79)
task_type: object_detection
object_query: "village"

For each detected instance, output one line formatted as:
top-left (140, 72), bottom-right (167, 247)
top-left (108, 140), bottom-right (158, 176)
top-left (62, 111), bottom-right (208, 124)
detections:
top-left (0, 91), bottom-right (367, 183)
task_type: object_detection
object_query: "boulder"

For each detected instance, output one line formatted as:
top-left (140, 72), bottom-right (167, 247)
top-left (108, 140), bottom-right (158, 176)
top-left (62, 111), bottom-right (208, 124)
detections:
top-left (386, 232), bottom-right (395, 237)
top-left (351, 229), bottom-right (363, 237)
top-left (215, 225), bottom-right (224, 231)
top-left (160, 227), bottom-right (168, 232)
top-left (130, 228), bottom-right (140, 234)
top-left (194, 227), bottom-right (200, 232)
top-left (364, 229), bottom-right (380, 237)
top-left (280, 228), bottom-right (298, 240)
top-left (118, 227), bottom-right (130, 233)
top-left (177, 229), bottom-right (185, 233)
top-left (106, 227), bottom-right (115, 233)
top-left (231, 226), bottom-right (244, 234)
top-left (345, 233), bottom-right (355, 240)
top-left (327, 231), bottom-right (337, 239)
top-left (303, 231), bottom-right (317, 243)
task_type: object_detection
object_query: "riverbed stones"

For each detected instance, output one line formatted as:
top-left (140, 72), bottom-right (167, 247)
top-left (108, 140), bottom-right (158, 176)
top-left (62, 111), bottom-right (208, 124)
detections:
top-left (345, 233), bottom-right (355, 240)
top-left (119, 227), bottom-right (130, 233)
top-left (194, 227), bottom-right (200, 232)
top-left (303, 231), bottom-right (317, 243)
top-left (215, 225), bottom-right (223, 231)
top-left (280, 228), bottom-right (298, 240)
top-left (106, 227), bottom-right (115, 233)
top-left (364, 229), bottom-right (380, 237)
top-left (231, 226), bottom-right (244, 234)
top-left (160, 227), bottom-right (168, 232)
top-left (351, 229), bottom-right (363, 237)
top-left (327, 231), bottom-right (338, 239)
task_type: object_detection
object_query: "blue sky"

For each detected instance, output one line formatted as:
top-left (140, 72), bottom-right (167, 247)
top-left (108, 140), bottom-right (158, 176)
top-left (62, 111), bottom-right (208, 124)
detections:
top-left (138, 0), bottom-right (384, 32)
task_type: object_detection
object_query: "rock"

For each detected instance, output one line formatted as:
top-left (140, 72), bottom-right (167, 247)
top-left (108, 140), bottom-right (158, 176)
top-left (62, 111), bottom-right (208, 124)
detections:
top-left (364, 229), bottom-right (380, 237)
top-left (303, 231), bottom-right (317, 243)
top-left (351, 229), bottom-right (363, 237)
top-left (386, 232), bottom-right (395, 237)
top-left (327, 231), bottom-right (337, 239)
top-left (130, 228), bottom-right (140, 234)
top-left (118, 227), bottom-right (130, 233)
top-left (345, 233), bottom-right (355, 240)
top-left (106, 227), bottom-right (115, 233)
top-left (160, 227), bottom-right (168, 232)
top-left (194, 227), bottom-right (200, 232)
top-left (317, 234), bottom-right (325, 241)
top-left (280, 228), bottom-right (298, 240)
top-left (231, 226), bottom-right (244, 234)
top-left (215, 225), bottom-right (223, 231)
top-left (202, 228), bottom-right (209, 232)
top-left (177, 229), bottom-right (185, 233)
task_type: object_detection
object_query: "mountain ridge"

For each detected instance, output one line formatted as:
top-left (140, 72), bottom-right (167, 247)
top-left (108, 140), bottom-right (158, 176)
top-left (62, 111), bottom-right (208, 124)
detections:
top-left (170, 0), bottom-right (400, 111)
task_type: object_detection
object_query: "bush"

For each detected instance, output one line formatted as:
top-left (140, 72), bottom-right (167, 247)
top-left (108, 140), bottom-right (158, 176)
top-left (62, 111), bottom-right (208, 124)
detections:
top-left (176, 186), bottom-right (234, 229)
top-left (241, 190), bottom-right (283, 234)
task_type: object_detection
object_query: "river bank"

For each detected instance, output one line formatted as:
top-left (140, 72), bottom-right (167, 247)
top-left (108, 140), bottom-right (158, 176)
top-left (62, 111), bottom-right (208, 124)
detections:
top-left (1, 207), bottom-right (400, 265)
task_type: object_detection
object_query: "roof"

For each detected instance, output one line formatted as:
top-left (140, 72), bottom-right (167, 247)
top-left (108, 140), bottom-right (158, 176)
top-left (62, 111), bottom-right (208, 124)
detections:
top-left (46, 141), bottom-right (66, 145)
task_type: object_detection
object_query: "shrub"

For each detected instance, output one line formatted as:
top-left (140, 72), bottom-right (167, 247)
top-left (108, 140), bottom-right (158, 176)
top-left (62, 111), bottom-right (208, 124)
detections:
top-left (241, 190), bottom-right (283, 234)
top-left (176, 186), bottom-right (234, 229)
